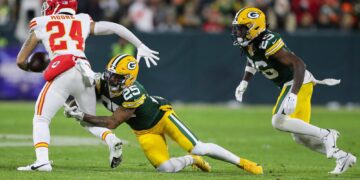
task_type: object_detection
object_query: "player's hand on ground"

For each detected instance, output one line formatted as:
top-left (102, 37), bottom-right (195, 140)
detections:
top-left (235, 81), bottom-right (248, 102)
top-left (64, 104), bottom-right (84, 121)
top-left (283, 93), bottom-right (297, 115)
top-left (136, 44), bottom-right (160, 68)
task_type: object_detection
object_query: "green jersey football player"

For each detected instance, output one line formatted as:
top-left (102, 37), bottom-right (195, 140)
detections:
top-left (232, 7), bottom-right (356, 174)
top-left (64, 54), bottom-right (263, 174)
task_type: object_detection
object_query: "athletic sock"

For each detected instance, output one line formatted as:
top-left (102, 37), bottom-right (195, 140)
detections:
top-left (332, 149), bottom-right (348, 159)
top-left (191, 142), bottom-right (240, 165)
top-left (282, 117), bottom-right (329, 138)
top-left (33, 116), bottom-right (50, 162)
top-left (157, 155), bottom-right (194, 172)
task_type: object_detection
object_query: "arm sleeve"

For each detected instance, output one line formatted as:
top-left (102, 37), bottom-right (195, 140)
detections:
top-left (94, 21), bottom-right (143, 48)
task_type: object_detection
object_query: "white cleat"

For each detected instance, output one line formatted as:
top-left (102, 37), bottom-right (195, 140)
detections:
top-left (17, 161), bottom-right (52, 172)
top-left (322, 129), bottom-right (340, 158)
top-left (109, 137), bottom-right (123, 168)
top-left (329, 153), bottom-right (356, 174)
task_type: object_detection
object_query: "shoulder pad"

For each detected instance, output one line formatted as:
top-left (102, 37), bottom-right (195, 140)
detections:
top-left (121, 83), bottom-right (147, 108)
top-left (77, 13), bottom-right (93, 22)
top-left (259, 31), bottom-right (285, 58)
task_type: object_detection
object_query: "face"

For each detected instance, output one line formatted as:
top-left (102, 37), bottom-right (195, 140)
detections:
top-left (232, 24), bottom-right (249, 46)
top-left (232, 24), bottom-right (248, 39)
top-left (106, 71), bottom-right (127, 93)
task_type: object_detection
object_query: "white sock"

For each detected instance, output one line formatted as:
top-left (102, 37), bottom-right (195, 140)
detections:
top-left (292, 133), bottom-right (326, 154)
top-left (35, 147), bottom-right (49, 162)
top-left (272, 115), bottom-right (329, 139)
top-left (333, 149), bottom-right (348, 159)
top-left (191, 142), bottom-right (240, 165)
top-left (81, 123), bottom-right (113, 144)
top-left (33, 116), bottom-right (50, 162)
top-left (157, 155), bottom-right (193, 173)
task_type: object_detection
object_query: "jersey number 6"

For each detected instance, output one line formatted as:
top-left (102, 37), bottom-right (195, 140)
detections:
top-left (46, 21), bottom-right (84, 52)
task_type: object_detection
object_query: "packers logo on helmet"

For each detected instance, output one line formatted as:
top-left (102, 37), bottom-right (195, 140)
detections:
top-left (105, 54), bottom-right (139, 96)
top-left (232, 7), bottom-right (266, 47)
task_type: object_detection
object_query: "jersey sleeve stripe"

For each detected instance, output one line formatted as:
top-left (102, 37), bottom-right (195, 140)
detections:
top-left (29, 21), bottom-right (37, 29)
top-left (265, 39), bottom-right (284, 57)
top-left (122, 94), bottom-right (146, 108)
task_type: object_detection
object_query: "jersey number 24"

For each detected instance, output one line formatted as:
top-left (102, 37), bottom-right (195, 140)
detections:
top-left (46, 20), bottom-right (84, 52)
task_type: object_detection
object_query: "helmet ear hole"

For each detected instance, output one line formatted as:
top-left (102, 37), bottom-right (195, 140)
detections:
top-left (255, 26), bottom-right (259, 30)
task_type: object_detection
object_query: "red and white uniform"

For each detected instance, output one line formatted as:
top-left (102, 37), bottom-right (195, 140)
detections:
top-left (30, 13), bottom-right (110, 155)
top-left (29, 13), bottom-right (92, 59)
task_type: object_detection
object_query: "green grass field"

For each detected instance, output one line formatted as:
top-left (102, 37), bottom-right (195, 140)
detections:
top-left (0, 102), bottom-right (359, 179)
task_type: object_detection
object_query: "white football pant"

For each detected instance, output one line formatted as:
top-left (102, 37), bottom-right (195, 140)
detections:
top-left (32, 64), bottom-right (112, 162)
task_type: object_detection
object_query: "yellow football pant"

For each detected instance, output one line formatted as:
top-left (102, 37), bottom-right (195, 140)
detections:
top-left (133, 110), bottom-right (199, 168)
top-left (272, 83), bottom-right (314, 123)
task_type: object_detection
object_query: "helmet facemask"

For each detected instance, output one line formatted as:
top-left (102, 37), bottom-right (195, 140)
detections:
top-left (104, 70), bottom-right (129, 96)
top-left (232, 24), bottom-right (251, 47)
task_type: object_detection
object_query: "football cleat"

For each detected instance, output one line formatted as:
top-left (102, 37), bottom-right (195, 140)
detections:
top-left (191, 155), bottom-right (211, 172)
top-left (238, 159), bottom-right (263, 175)
top-left (329, 153), bottom-right (356, 174)
top-left (322, 129), bottom-right (340, 158)
top-left (109, 137), bottom-right (123, 168)
top-left (17, 161), bottom-right (52, 172)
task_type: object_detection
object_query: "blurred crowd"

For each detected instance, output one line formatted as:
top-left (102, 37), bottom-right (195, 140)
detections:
top-left (0, 0), bottom-right (360, 35)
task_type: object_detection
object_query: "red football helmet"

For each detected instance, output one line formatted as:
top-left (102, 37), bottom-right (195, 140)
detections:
top-left (42, 0), bottom-right (78, 16)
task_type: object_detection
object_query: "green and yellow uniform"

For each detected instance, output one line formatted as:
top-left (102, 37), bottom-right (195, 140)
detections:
top-left (97, 79), bottom-right (199, 167)
top-left (243, 30), bottom-right (315, 122)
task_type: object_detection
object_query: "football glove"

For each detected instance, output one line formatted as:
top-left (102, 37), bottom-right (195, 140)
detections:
top-left (64, 104), bottom-right (84, 121)
top-left (136, 44), bottom-right (160, 68)
top-left (283, 93), bottom-right (297, 115)
top-left (235, 81), bottom-right (248, 102)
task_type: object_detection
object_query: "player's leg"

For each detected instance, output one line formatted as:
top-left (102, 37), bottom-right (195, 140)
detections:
top-left (289, 82), bottom-right (327, 154)
top-left (72, 71), bottom-right (122, 168)
top-left (134, 131), bottom-right (194, 173)
top-left (163, 111), bottom-right (262, 174)
top-left (271, 83), bottom-right (338, 157)
top-left (272, 83), bottom-right (356, 173)
top-left (18, 73), bottom-right (71, 171)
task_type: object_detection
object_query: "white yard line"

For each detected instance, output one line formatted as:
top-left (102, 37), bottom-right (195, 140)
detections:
top-left (0, 134), bottom-right (128, 147)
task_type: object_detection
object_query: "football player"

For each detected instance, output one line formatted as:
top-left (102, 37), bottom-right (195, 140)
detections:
top-left (16, 0), bottom-right (159, 171)
top-left (232, 7), bottom-right (356, 174)
top-left (64, 54), bottom-right (263, 174)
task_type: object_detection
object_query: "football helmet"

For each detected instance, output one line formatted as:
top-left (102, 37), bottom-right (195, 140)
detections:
top-left (232, 7), bottom-right (266, 46)
top-left (42, 0), bottom-right (78, 16)
top-left (104, 54), bottom-right (139, 94)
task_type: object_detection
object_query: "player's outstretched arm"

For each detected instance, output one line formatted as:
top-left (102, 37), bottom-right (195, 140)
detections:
top-left (90, 21), bottom-right (159, 68)
top-left (64, 104), bottom-right (135, 129)
top-left (16, 32), bottom-right (39, 71)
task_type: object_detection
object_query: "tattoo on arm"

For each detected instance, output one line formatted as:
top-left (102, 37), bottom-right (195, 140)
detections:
top-left (16, 32), bottom-right (39, 71)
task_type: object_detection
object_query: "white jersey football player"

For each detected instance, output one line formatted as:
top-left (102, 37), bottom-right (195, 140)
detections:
top-left (16, 0), bottom-right (159, 171)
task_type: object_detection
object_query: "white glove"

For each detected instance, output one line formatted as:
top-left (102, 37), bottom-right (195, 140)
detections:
top-left (64, 104), bottom-right (84, 121)
top-left (283, 93), bottom-right (297, 115)
top-left (136, 44), bottom-right (160, 68)
top-left (235, 81), bottom-right (248, 102)
top-left (75, 60), bottom-right (96, 87)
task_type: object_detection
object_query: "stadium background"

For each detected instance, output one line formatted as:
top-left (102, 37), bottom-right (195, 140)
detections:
top-left (0, 0), bottom-right (359, 104)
